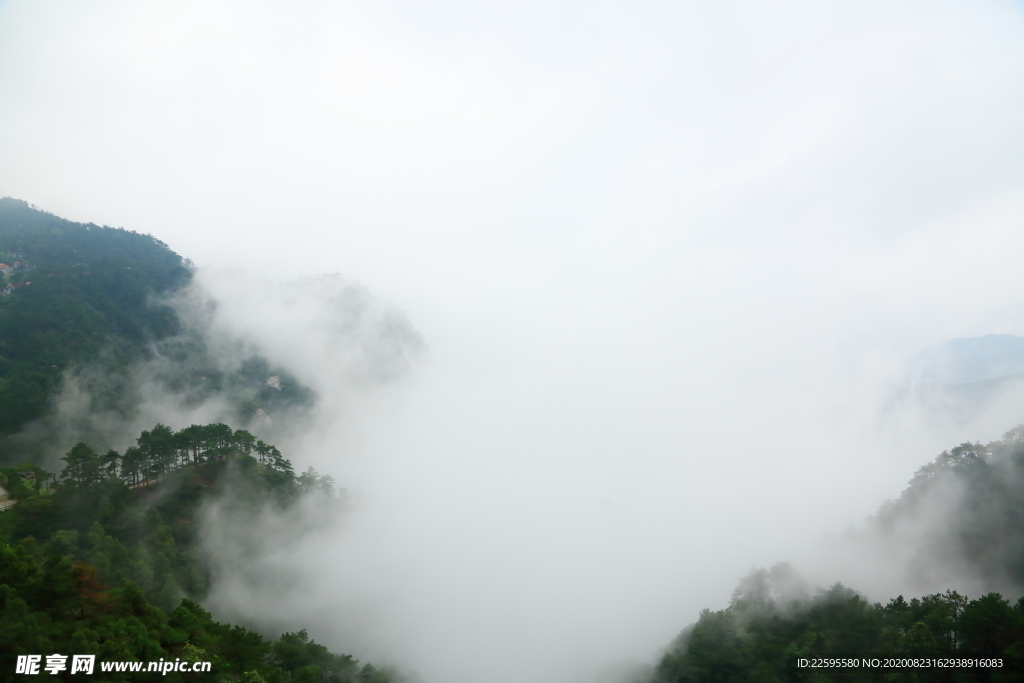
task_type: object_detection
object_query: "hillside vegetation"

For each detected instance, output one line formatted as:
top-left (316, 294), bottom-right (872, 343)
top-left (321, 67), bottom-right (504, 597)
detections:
top-left (0, 198), bottom-right (191, 438)
top-left (651, 573), bottom-right (1024, 682)
top-left (649, 427), bottom-right (1024, 682)
top-left (0, 199), bottom-right (318, 463)
top-left (0, 200), bottom-right (397, 682)
top-left (0, 423), bottom-right (388, 683)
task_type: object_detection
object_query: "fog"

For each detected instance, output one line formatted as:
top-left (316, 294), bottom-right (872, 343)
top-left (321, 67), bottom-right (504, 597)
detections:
top-left (3, 1), bottom-right (1024, 682)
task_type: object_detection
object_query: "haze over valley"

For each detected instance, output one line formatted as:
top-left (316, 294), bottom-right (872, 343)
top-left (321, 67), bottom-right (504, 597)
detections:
top-left (4, 2), bottom-right (1024, 682)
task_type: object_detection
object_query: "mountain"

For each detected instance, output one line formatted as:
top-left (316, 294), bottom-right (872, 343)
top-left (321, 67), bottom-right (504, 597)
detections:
top-left (0, 199), bottom-right (323, 465)
top-left (644, 427), bottom-right (1024, 682)
top-left (911, 335), bottom-right (1024, 386)
top-left (892, 334), bottom-right (1024, 423)
top-left (0, 423), bottom-right (393, 683)
top-left (649, 571), bottom-right (1024, 682)
top-left (0, 198), bottom-right (191, 438)
top-left (0, 200), bottom-right (410, 680)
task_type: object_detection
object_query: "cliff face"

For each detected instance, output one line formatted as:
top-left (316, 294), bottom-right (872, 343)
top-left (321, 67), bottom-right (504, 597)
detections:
top-left (0, 484), bottom-right (14, 511)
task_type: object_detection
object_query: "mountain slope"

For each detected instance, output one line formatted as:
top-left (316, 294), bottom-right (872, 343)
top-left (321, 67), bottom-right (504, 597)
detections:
top-left (644, 426), bottom-right (1024, 682)
top-left (0, 424), bottom-right (391, 683)
top-left (0, 198), bottom-right (191, 437)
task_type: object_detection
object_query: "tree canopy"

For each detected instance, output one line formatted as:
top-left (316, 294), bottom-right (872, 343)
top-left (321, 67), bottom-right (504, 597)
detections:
top-left (648, 426), bottom-right (1024, 682)
top-left (0, 423), bottom-right (376, 683)
top-left (0, 198), bottom-right (191, 437)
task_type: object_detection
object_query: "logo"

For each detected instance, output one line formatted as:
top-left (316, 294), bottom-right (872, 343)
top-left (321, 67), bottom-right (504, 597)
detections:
top-left (16, 655), bottom-right (94, 675)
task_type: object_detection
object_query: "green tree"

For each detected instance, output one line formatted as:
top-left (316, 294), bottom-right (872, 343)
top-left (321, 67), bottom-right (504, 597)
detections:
top-left (61, 442), bottom-right (101, 487)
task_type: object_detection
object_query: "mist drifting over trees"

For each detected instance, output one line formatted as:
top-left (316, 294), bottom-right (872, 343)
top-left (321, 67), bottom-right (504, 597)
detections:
top-left (0, 201), bottom-right (421, 682)
top-left (5, 1), bottom-right (1024, 682)
top-left (8, 196), bottom-right (1024, 681)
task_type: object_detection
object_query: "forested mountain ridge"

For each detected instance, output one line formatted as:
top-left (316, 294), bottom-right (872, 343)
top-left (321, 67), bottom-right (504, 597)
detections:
top-left (869, 426), bottom-right (1024, 592)
top-left (0, 200), bottom-right (405, 682)
top-left (646, 426), bottom-right (1024, 683)
top-left (0, 199), bottom-right (320, 464)
top-left (0, 198), bottom-right (192, 438)
top-left (651, 572), bottom-right (1024, 682)
top-left (0, 423), bottom-right (389, 683)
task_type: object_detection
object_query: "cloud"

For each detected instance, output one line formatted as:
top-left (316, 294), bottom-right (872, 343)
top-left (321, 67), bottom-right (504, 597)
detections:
top-left (4, 1), bottom-right (1024, 682)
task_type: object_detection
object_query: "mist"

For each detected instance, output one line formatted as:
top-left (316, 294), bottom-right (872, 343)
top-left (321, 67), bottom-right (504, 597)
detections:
top-left (4, 1), bottom-right (1024, 682)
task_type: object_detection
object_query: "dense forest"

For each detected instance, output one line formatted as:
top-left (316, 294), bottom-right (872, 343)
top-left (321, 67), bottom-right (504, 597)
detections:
top-left (0, 423), bottom-right (389, 683)
top-left (870, 427), bottom-right (1024, 590)
top-left (0, 200), bottom-right (393, 681)
top-left (12, 198), bottom-right (1024, 682)
top-left (0, 198), bottom-right (191, 438)
top-left (650, 570), bottom-right (1024, 682)
top-left (0, 198), bottom-right (316, 463)
top-left (648, 426), bottom-right (1024, 682)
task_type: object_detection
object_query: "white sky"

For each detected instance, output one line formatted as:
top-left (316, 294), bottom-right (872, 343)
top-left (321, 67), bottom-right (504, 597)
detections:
top-left (4, 2), bottom-right (1024, 682)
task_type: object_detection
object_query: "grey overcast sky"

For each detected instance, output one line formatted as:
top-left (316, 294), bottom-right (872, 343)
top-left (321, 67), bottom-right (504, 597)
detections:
top-left (4, 2), bottom-right (1024, 682)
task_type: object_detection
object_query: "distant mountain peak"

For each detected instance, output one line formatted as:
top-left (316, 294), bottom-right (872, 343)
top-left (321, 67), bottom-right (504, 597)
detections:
top-left (911, 333), bottom-right (1024, 385)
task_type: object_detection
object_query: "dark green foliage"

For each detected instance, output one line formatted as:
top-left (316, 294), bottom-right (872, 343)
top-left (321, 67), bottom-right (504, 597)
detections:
top-left (874, 426), bottom-right (1024, 589)
top-left (0, 200), bottom-right (317, 464)
top-left (0, 198), bottom-right (192, 437)
top-left (1, 423), bottom-right (340, 608)
top-left (652, 426), bottom-right (1024, 683)
top-left (0, 547), bottom-right (366, 683)
top-left (234, 356), bottom-right (316, 424)
top-left (0, 422), bottom-right (372, 683)
top-left (653, 572), bottom-right (1024, 683)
